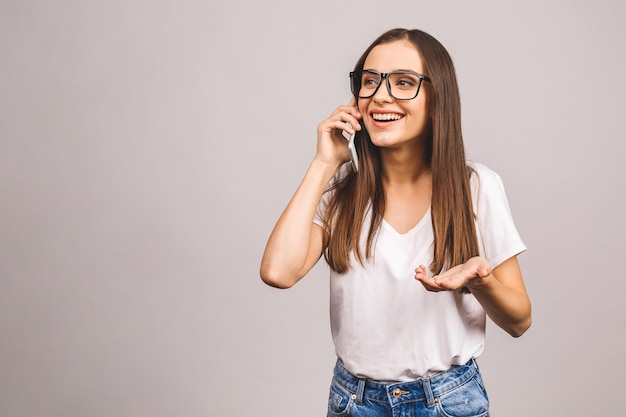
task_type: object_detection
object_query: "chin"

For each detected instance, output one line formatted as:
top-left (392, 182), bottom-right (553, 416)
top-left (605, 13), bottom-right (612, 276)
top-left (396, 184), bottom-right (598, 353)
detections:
top-left (369, 132), bottom-right (403, 147)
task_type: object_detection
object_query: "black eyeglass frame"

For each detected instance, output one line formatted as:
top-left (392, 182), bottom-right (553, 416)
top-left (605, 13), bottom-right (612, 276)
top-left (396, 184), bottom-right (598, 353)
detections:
top-left (350, 69), bottom-right (432, 100)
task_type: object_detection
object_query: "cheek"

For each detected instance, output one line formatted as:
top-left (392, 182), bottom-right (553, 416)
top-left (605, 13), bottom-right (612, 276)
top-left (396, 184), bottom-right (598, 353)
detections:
top-left (356, 98), bottom-right (369, 114)
top-left (408, 103), bottom-right (430, 125)
top-left (362, 116), bottom-right (374, 132)
top-left (407, 115), bottom-right (430, 137)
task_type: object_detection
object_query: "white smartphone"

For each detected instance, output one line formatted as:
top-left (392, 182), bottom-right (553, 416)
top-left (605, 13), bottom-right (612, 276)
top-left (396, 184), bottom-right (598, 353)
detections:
top-left (342, 123), bottom-right (359, 172)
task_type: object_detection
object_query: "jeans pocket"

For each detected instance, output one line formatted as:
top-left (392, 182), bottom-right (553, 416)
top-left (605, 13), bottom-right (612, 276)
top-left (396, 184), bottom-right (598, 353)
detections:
top-left (327, 378), bottom-right (354, 417)
top-left (435, 374), bottom-right (489, 417)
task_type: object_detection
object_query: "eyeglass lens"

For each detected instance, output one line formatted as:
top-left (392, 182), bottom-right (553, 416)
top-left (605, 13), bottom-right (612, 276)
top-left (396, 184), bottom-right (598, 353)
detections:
top-left (355, 71), bottom-right (423, 100)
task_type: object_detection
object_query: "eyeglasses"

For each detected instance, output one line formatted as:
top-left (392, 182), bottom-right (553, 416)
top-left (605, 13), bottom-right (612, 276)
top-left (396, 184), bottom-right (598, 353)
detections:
top-left (350, 69), bottom-right (431, 100)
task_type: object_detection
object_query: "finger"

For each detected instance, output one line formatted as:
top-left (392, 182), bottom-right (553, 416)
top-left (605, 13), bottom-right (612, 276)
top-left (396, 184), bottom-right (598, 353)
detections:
top-left (333, 117), bottom-right (359, 136)
top-left (332, 120), bottom-right (356, 136)
top-left (336, 101), bottom-right (362, 125)
top-left (477, 264), bottom-right (492, 278)
top-left (414, 264), bottom-right (429, 276)
top-left (331, 102), bottom-right (360, 117)
top-left (430, 274), bottom-right (460, 291)
top-left (418, 280), bottom-right (441, 292)
top-left (433, 274), bottom-right (467, 291)
top-left (323, 114), bottom-right (355, 130)
top-left (342, 121), bottom-right (357, 136)
top-left (415, 274), bottom-right (443, 292)
top-left (327, 109), bottom-right (357, 128)
top-left (345, 109), bottom-right (362, 130)
top-left (347, 96), bottom-right (362, 118)
top-left (414, 272), bottom-right (425, 281)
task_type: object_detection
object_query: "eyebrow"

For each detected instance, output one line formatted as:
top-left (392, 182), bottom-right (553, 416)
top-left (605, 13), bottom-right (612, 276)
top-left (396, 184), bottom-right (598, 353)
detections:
top-left (363, 68), bottom-right (421, 73)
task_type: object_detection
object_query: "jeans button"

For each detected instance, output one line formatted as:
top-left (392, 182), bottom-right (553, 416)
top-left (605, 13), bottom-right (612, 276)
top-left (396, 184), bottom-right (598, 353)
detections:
top-left (392, 388), bottom-right (402, 398)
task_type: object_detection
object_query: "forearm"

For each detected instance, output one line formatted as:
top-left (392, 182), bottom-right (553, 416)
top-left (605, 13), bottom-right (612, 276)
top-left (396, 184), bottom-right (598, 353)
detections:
top-left (415, 256), bottom-right (532, 337)
top-left (260, 158), bottom-right (340, 288)
top-left (469, 273), bottom-right (532, 337)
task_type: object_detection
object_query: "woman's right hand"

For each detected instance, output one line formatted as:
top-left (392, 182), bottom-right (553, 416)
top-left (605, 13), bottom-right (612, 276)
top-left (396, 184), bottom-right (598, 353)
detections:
top-left (315, 97), bottom-right (362, 166)
top-left (260, 98), bottom-right (362, 289)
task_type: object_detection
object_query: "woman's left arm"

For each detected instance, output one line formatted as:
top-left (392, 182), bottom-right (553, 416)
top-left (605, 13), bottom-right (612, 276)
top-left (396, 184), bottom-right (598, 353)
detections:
top-left (415, 256), bottom-right (531, 337)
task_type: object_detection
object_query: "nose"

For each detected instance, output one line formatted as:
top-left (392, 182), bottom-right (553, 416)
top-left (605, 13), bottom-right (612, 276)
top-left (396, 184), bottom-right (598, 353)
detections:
top-left (372, 77), bottom-right (393, 103)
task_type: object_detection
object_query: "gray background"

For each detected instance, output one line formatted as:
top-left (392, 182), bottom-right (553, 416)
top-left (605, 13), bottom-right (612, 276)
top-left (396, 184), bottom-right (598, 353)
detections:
top-left (1, 0), bottom-right (625, 416)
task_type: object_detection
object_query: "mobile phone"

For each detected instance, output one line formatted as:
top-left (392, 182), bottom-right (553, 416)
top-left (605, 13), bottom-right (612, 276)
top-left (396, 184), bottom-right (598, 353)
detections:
top-left (342, 123), bottom-right (359, 172)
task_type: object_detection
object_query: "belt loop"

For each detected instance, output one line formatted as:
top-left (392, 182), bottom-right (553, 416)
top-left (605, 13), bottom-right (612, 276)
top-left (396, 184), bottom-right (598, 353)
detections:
top-left (355, 378), bottom-right (366, 404)
top-left (423, 378), bottom-right (436, 407)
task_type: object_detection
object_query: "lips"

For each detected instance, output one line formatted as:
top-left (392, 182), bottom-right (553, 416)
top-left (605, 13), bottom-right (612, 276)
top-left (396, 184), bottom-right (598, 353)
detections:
top-left (372, 113), bottom-right (403, 121)
top-left (370, 111), bottom-right (404, 127)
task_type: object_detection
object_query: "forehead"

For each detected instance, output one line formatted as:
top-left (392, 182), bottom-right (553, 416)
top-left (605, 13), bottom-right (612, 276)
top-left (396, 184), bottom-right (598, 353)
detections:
top-left (363, 40), bottom-right (424, 73)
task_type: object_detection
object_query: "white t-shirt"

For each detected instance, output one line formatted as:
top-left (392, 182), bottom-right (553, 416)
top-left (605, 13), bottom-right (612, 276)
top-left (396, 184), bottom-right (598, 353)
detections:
top-left (314, 162), bottom-right (526, 382)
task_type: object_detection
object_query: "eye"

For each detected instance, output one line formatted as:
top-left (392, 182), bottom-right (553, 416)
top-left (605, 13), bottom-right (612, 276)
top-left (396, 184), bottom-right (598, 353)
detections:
top-left (361, 76), bottom-right (378, 87)
top-left (360, 71), bottom-right (381, 89)
top-left (394, 77), bottom-right (418, 89)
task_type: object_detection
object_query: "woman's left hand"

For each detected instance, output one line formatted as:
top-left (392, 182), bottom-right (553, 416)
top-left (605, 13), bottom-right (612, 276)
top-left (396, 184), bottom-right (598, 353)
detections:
top-left (416, 256), bottom-right (532, 337)
top-left (414, 257), bottom-right (492, 292)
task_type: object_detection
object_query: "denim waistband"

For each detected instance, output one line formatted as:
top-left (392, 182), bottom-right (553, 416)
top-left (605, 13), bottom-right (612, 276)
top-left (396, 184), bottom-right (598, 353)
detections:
top-left (332, 358), bottom-right (480, 407)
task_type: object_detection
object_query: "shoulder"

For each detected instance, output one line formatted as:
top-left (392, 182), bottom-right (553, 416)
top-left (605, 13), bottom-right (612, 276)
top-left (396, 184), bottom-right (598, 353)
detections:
top-left (466, 161), bottom-right (526, 264)
top-left (334, 162), bottom-right (353, 183)
top-left (467, 161), bottom-right (500, 184)
top-left (317, 162), bottom-right (352, 212)
top-left (467, 161), bottom-right (505, 194)
top-left (324, 162), bottom-right (353, 192)
top-left (466, 161), bottom-right (512, 209)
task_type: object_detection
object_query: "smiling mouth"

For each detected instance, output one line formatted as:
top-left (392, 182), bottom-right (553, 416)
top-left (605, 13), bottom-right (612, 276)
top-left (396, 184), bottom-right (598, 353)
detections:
top-left (372, 113), bottom-right (404, 122)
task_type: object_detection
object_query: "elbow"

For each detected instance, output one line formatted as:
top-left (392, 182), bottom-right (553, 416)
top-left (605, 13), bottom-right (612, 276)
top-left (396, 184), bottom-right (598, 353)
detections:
top-left (260, 265), bottom-right (297, 289)
top-left (505, 298), bottom-right (533, 338)
top-left (508, 315), bottom-right (532, 338)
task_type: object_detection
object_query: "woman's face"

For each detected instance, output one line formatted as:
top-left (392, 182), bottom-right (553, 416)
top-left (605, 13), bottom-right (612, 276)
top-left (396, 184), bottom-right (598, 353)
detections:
top-left (358, 40), bottom-right (430, 151)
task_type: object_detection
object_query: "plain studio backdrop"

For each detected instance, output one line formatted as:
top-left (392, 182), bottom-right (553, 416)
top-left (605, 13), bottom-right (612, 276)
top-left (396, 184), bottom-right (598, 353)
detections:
top-left (1, 0), bottom-right (625, 416)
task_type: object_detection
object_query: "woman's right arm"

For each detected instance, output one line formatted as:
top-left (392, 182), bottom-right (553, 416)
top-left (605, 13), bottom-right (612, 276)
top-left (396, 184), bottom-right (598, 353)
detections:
top-left (260, 99), bottom-right (361, 288)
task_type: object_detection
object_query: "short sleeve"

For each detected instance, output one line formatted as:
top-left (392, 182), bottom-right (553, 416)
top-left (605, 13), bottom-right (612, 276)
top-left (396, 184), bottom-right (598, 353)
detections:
top-left (313, 163), bottom-right (351, 230)
top-left (313, 187), bottom-right (332, 229)
top-left (470, 162), bottom-right (527, 268)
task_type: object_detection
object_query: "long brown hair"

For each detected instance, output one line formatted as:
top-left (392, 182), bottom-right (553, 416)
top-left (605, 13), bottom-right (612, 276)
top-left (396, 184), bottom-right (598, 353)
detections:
top-left (322, 28), bottom-right (479, 275)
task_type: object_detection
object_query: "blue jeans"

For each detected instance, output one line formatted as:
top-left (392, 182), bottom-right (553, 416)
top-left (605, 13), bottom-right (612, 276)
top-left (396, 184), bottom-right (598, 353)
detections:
top-left (327, 359), bottom-right (489, 417)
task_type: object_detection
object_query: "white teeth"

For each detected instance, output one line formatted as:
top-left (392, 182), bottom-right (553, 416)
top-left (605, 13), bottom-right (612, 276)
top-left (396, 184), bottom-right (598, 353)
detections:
top-left (372, 113), bottom-right (402, 121)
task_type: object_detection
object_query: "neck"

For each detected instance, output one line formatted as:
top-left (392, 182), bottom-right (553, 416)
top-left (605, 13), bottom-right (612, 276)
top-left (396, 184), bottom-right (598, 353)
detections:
top-left (380, 143), bottom-right (430, 186)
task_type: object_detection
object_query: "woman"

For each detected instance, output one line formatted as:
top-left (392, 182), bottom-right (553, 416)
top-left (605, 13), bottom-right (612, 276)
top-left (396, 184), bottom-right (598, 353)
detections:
top-left (260, 28), bottom-right (531, 417)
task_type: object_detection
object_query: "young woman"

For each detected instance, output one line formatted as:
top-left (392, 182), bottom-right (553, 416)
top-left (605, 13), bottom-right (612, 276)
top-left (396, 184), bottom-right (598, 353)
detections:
top-left (260, 28), bottom-right (531, 417)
